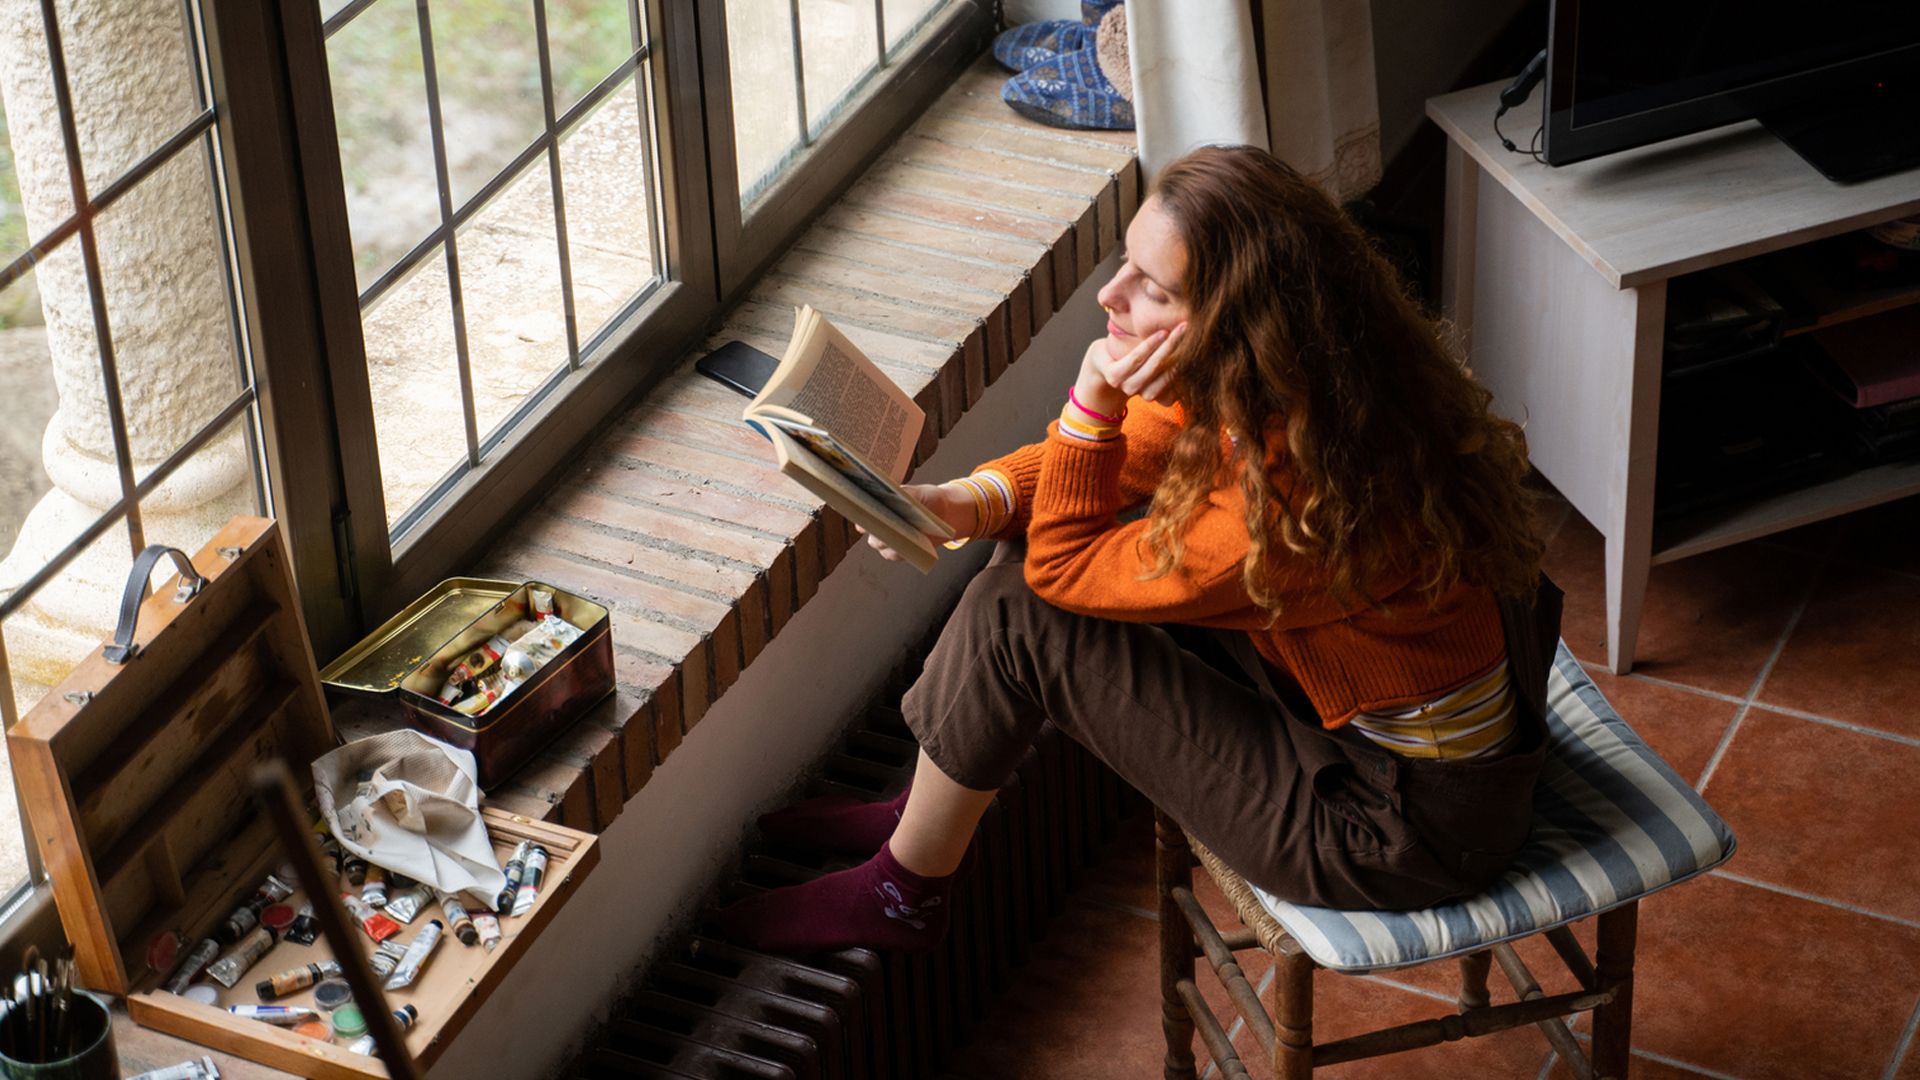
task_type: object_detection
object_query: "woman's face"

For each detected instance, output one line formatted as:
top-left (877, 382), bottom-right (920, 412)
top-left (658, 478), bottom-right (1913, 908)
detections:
top-left (1096, 197), bottom-right (1191, 364)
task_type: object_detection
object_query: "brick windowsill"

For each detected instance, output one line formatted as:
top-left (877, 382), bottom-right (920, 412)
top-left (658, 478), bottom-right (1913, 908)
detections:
top-left (349, 57), bottom-right (1141, 834)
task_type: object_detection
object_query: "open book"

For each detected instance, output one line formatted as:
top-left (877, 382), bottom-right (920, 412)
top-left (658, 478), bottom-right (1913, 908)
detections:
top-left (744, 306), bottom-right (954, 572)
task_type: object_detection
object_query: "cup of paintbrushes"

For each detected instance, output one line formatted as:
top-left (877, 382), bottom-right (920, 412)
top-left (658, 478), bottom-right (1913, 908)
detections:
top-left (0, 969), bottom-right (116, 1080)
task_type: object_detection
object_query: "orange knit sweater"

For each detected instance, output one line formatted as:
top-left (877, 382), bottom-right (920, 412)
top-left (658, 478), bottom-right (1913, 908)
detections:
top-left (971, 397), bottom-right (1506, 729)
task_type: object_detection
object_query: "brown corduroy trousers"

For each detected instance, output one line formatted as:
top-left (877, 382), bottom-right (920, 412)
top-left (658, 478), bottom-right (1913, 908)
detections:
top-left (902, 546), bottom-right (1563, 911)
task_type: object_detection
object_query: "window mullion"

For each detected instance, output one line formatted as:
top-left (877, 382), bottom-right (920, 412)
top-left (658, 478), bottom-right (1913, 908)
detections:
top-left (530, 0), bottom-right (582, 371)
top-left (36, 0), bottom-right (147, 558)
top-left (413, 0), bottom-right (481, 470)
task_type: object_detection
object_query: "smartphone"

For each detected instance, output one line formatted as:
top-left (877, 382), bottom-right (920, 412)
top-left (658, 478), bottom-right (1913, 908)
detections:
top-left (695, 340), bottom-right (780, 399)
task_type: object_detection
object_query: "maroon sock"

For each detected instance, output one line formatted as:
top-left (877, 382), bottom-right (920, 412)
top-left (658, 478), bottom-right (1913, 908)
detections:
top-left (756, 785), bottom-right (911, 854)
top-left (715, 841), bottom-right (955, 955)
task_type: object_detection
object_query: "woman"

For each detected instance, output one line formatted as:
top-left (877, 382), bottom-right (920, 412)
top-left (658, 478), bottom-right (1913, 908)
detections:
top-left (717, 145), bottom-right (1551, 956)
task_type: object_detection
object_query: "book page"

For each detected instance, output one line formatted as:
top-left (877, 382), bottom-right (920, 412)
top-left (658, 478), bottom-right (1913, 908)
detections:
top-left (750, 308), bottom-right (923, 480)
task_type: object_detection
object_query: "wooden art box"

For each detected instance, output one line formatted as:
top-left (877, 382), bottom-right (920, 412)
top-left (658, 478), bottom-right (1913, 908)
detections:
top-left (319, 577), bottom-right (615, 788)
top-left (9, 518), bottom-right (600, 1078)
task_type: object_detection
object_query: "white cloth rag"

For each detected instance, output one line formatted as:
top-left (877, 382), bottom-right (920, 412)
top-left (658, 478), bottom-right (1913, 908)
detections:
top-left (313, 729), bottom-right (506, 909)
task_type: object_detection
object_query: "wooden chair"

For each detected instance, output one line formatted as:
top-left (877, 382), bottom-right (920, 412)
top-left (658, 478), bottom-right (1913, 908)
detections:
top-left (1155, 645), bottom-right (1736, 1079)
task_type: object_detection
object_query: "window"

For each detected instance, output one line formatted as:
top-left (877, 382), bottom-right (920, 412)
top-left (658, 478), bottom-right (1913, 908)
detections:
top-left (0, 0), bottom-right (988, 936)
top-left (0, 0), bottom-right (270, 906)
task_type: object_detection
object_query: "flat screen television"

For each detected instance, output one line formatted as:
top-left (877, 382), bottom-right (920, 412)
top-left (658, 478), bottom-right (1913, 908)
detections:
top-left (1542, 0), bottom-right (1920, 180)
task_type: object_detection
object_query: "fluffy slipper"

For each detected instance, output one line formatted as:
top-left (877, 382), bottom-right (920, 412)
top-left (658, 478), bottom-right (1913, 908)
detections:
top-left (991, 19), bottom-right (1094, 73)
top-left (1001, 45), bottom-right (1134, 131)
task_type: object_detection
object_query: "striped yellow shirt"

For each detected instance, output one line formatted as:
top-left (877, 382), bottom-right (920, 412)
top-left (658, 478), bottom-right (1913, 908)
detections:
top-left (1346, 660), bottom-right (1518, 761)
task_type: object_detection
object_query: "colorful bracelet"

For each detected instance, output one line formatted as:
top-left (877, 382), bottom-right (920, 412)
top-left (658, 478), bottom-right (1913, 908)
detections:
top-left (1068, 385), bottom-right (1126, 425)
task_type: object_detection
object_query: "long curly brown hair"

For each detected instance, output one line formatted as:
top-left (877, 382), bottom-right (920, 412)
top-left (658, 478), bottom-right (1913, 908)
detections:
top-left (1139, 145), bottom-right (1541, 615)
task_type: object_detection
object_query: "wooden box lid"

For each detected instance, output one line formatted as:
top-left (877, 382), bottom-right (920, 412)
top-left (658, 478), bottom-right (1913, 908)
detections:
top-left (9, 517), bottom-right (336, 995)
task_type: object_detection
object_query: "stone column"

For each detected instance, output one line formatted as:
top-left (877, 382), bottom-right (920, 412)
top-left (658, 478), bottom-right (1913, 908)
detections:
top-left (0, 0), bottom-right (255, 707)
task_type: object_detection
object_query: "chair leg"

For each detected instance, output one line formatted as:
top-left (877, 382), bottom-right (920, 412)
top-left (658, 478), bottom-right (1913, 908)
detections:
top-left (1155, 807), bottom-right (1198, 1080)
top-left (1270, 947), bottom-right (1314, 1080)
top-left (1457, 949), bottom-right (1493, 1011)
top-left (1589, 901), bottom-right (1639, 1080)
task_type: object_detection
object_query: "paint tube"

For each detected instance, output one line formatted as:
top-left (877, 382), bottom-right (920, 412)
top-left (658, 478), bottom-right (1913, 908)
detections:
top-left (382, 920), bottom-right (444, 991)
top-left (495, 841), bottom-right (531, 912)
top-left (206, 926), bottom-right (279, 988)
top-left (451, 668), bottom-right (521, 717)
top-left (163, 938), bottom-right (220, 995)
top-left (255, 960), bottom-right (341, 1001)
top-left (286, 902), bottom-right (319, 946)
top-left (512, 845), bottom-right (549, 916)
top-left (362, 865), bottom-right (388, 908)
top-left (500, 615), bottom-right (583, 682)
top-left (437, 635), bottom-right (513, 703)
top-left (385, 883), bottom-right (432, 924)
top-left (219, 874), bottom-right (295, 943)
top-left (228, 1004), bottom-right (316, 1026)
top-left (342, 851), bottom-right (369, 887)
top-left (347, 1005), bottom-right (418, 1056)
top-left (436, 889), bottom-right (477, 945)
top-left (472, 910), bottom-right (501, 952)
top-left (529, 588), bottom-right (556, 619)
top-left (126, 1058), bottom-right (219, 1080)
top-left (367, 938), bottom-right (409, 980)
top-left (342, 892), bottom-right (401, 942)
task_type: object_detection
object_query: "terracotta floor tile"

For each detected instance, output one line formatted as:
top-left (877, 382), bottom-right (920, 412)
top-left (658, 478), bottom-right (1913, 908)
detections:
top-left (944, 897), bottom-right (1167, 1079)
top-left (1544, 515), bottom-right (1814, 695)
top-left (1621, 873), bottom-right (1920, 1079)
top-left (1545, 1048), bottom-right (1725, 1078)
top-left (1701, 708), bottom-right (1920, 922)
top-left (1897, 1031), bottom-right (1920, 1080)
top-left (1756, 562), bottom-right (1920, 740)
top-left (1578, 666), bottom-right (1743, 787)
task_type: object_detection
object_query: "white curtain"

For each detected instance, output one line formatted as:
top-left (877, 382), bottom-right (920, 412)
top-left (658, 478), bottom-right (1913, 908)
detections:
top-left (1125, 0), bottom-right (1382, 201)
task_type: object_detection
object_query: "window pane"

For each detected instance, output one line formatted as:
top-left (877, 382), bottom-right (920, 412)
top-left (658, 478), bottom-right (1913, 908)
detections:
top-left (328, 0), bottom-right (441, 291)
top-left (55, 0), bottom-right (205, 190)
top-left (798, 0), bottom-right (878, 135)
top-left (0, 12), bottom-right (77, 243)
top-left (883, 0), bottom-right (946, 50)
top-left (361, 248), bottom-right (467, 528)
top-left (92, 137), bottom-right (251, 493)
top-left (457, 163), bottom-right (568, 444)
top-left (545, 0), bottom-right (638, 116)
top-left (0, 268), bottom-right (59, 564)
top-left (558, 77), bottom-right (658, 347)
top-left (427, 0), bottom-right (545, 209)
top-left (727, 2), bottom-right (803, 202)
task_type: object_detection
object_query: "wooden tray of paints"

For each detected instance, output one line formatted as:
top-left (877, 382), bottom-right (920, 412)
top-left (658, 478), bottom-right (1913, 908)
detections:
top-left (8, 517), bottom-right (600, 1078)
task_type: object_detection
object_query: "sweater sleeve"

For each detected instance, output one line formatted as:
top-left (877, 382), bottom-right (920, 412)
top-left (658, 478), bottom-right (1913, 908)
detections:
top-left (1022, 424), bottom-right (1379, 630)
top-left (965, 395), bottom-right (1183, 540)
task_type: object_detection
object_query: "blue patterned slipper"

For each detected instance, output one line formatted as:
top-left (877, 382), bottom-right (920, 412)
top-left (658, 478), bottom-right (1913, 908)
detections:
top-left (1001, 45), bottom-right (1133, 131)
top-left (1080, 0), bottom-right (1124, 23)
top-left (991, 19), bottom-right (1093, 73)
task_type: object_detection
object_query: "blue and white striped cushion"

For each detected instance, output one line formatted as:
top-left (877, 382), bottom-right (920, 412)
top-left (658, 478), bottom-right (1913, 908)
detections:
top-left (1247, 644), bottom-right (1737, 973)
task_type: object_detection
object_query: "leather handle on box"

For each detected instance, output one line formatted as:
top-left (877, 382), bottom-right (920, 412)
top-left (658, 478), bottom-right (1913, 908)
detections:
top-left (103, 545), bottom-right (208, 664)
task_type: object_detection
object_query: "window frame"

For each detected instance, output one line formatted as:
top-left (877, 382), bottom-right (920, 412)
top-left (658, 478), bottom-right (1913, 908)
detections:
top-left (270, 0), bottom-right (721, 660)
top-left (702, 1), bottom-right (995, 299)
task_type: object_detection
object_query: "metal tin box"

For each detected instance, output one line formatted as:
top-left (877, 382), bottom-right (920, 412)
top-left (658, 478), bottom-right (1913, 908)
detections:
top-left (319, 579), bottom-right (614, 788)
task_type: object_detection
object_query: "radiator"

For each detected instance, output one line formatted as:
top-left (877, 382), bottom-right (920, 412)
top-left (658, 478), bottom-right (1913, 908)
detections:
top-left (569, 652), bottom-right (1141, 1079)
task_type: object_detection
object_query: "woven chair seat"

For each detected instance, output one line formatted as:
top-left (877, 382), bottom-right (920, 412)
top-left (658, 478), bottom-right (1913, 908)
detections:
top-left (1200, 644), bottom-right (1736, 974)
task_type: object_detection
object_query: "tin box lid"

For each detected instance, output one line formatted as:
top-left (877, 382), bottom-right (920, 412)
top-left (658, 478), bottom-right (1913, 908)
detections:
top-left (318, 578), bottom-right (519, 696)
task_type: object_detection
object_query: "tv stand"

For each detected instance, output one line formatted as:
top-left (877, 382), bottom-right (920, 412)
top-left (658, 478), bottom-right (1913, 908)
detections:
top-left (1761, 74), bottom-right (1920, 183)
top-left (1428, 81), bottom-right (1920, 674)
